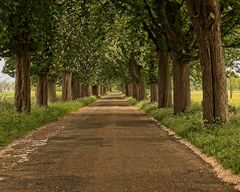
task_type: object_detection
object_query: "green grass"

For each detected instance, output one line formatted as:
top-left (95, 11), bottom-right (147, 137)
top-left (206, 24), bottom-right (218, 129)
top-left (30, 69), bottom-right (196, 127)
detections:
top-left (128, 97), bottom-right (240, 175)
top-left (0, 96), bottom-right (96, 147)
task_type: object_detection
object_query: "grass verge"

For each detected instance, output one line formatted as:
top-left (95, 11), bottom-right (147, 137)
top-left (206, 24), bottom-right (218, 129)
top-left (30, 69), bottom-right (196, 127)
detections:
top-left (0, 96), bottom-right (96, 147)
top-left (128, 97), bottom-right (240, 175)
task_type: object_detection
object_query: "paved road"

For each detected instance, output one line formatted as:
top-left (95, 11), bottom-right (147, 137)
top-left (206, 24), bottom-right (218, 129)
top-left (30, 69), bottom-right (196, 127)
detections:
top-left (0, 92), bottom-right (236, 191)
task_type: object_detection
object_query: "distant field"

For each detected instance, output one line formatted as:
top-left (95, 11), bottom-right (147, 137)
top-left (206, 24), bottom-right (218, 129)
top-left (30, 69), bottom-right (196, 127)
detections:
top-left (192, 90), bottom-right (240, 106)
top-left (1, 90), bottom-right (62, 104)
top-left (2, 90), bottom-right (240, 106)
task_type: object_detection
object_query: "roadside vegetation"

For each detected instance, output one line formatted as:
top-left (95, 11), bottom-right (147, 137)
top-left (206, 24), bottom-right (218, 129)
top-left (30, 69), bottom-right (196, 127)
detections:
top-left (128, 97), bottom-right (240, 174)
top-left (0, 96), bottom-right (96, 147)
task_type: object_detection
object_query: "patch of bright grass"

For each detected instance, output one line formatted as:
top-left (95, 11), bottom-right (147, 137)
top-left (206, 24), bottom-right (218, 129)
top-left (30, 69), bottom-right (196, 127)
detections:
top-left (192, 90), bottom-right (240, 107)
top-left (128, 97), bottom-right (240, 174)
top-left (3, 90), bottom-right (62, 103)
top-left (0, 96), bottom-right (96, 147)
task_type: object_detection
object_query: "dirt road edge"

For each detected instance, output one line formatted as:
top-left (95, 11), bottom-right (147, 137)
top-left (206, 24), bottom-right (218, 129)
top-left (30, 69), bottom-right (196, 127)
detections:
top-left (149, 117), bottom-right (240, 191)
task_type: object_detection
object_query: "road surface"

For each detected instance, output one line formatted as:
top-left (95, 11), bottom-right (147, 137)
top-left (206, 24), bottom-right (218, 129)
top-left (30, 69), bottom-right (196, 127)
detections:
top-left (0, 92), bottom-right (236, 191)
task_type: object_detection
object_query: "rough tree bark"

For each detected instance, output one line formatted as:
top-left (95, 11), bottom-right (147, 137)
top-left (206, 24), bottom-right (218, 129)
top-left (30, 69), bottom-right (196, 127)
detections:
top-left (128, 52), bottom-right (145, 101)
top-left (229, 78), bottom-right (233, 99)
top-left (48, 79), bottom-right (57, 103)
top-left (150, 82), bottom-right (158, 103)
top-left (82, 85), bottom-right (87, 97)
top-left (15, 30), bottom-right (32, 112)
top-left (127, 83), bottom-right (133, 97)
top-left (186, 0), bottom-right (228, 123)
top-left (36, 74), bottom-right (48, 106)
top-left (132, 82), bottom-right (138, 99)
top-left (101, 86), bottom-right (105, 95)
top-left (172, 54), bottom-right (191, 113)
top-left (76, 81), bottom-right (82, 98)
top-left (158, 52), bottom-right (172, 108)
top-left (80, 84), bottom-right (86, 98)
top-left (103, 87), bottom-right (107, 95)
top-left (125, 83), bottom-right (129, 96)
top-left (81, 85), bottom-right (89, 97)
top-left (62, 73), bottom-right (72, 101)
top-left (147, 51), bottom-right (158, 103)
top-left (93, 85), bottom-right (100, 96)
top-left (99, 86), bottom-right (102, 95)
top-left (71, 78), bottom-right (79, 100)
top-left (138, 81), bottom-right (145, 100)
top-left (88, 85), bottom-right (93, 96)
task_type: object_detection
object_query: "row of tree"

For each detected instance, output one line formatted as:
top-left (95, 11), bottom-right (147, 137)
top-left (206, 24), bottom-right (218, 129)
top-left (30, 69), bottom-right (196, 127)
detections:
top-left (0, 0), bottom-right (112, 110)
top-left (0, 0), bottom-right (240, 124)
top-left (113, 0), bottom-right (240, 124)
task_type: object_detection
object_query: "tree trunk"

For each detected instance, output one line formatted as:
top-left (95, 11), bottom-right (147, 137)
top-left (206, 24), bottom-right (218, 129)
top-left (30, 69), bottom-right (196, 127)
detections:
top-left (76, 81), bottom-right (82, 98)
top-left (80, 84), bottom-right (85, 98)
top-left (229, 78), bottom-right (233, 99)
top-left (158, 52), bottom-right (172, 108)
top-left (71, 78), bottom-right (78, 100)
top-left (151, 82), bottom-right (158, 103)
top-left (93, 85), bottom-right (100, 96)
top-left (101, 86), bottom-right (104, 95)
top-left (88, 85), bottom-right (93, 96)
top-left (103, 87), bottom-right (107, 94)
top-left (15, 31), bottom-right (31, 112)
top-left (99, 86), bottom-right (102, 95)
top-left (172, 53), bottom-right (191, 114)
top-left (125, 83), bottom-right (129, 96)
top-left (48, 79), bottom-right (57, 103)
top-left (127, 83), bottom-right (133, 97)
top-left (132, 82), bottom-right (138, 99)
top-left (138, 81), bottom-right (145, 100)
top-left (128, 52), bottom-right (145, 100)
top-left (186, 0), bottom-right (228, 123)
top-left (62, 73), bottom-right (72, 101)
top-left (82, 85), bottom-right (86, 97)
top-left (36, 74), bottom-right (48, 106)
top-left (81, 85), bottom-right (89, 97)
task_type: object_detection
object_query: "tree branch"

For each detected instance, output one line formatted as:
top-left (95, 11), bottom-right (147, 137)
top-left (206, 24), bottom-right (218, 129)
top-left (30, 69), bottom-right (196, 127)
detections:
top-left (159, 3), bottom-right (179, 44)
top-left (143, 0), bottom-right (162, 31)
top-left (222, 9), bottom-right (235, 23)
top-left (142, 21), bottom-right (159, 49)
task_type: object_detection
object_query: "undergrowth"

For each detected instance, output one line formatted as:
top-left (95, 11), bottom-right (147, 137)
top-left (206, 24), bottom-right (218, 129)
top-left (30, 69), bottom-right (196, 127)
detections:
top-left (128, 97), bottom-right (240, 175)
top-left (0, 96), bottom-right (96, 147)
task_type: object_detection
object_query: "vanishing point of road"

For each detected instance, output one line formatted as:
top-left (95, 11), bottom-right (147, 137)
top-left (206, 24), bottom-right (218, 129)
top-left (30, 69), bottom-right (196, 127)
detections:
top-left (0, 92), bottom-right (236, 191)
